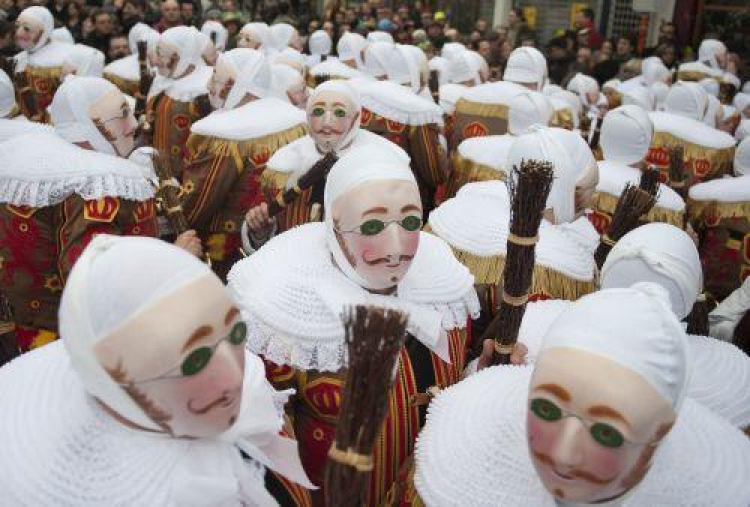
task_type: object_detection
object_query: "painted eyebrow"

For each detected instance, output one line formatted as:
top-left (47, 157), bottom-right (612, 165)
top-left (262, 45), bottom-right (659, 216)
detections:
top-left (401, 204), bottom-right (421, 214)
top-left (533, 383), bottom-right (571, 402)
top-left (224, 307), bottom-right (240, 326)
top-left (182, 325), bottom-right (213, 353)
top-left (362, 206), bottom-right (388, 217)
top-left (331, 102), bottom-right (347, 108)
top-left (587, 405), bottom-right (632, 430)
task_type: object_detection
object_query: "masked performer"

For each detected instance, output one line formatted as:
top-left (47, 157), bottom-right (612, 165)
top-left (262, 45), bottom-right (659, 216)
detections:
top-left (0, 235), bottom-right (313, 504)
top-left (146, 26), bottom-right (213, 179)
top-left (229, 146), bottom-right (495, 505)
top-left (0, 69), bottom-right (53, 142)
top-left (237, 22), bottom-right (273, 53)
top-left (309, 32), bottom-right (369, 85)
top-left (247, 80), bottom-right (407, 249)
top-left (181, 49), bottom-right (306, 279)
top-left (688, 136), bottom-right (750, 300)
top-left (412, 284), bottom-right (750, 506)
top-left (12, 6), bottom-right (70, 122)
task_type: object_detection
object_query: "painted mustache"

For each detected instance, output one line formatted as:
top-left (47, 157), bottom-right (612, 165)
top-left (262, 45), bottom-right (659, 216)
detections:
top-left (363, 254), bottom-right (414, 266)
top-left (314, 127), bottom-right (345, 136)
top-left (187, 392), bottom-right (238, 415)
top-left (533, 450), bottom-right (616, 486)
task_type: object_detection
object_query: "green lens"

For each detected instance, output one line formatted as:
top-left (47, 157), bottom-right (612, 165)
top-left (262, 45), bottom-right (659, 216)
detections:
top-left (401, 215), bottom-right (422, 231)
top-left (229, 321), bottom-right (247, 345)
top-left (312, 107), bottom-right (325, 117)
top-left (359, 219), bottom-right (385, 236)
top-left (590, 423), bottom-right (625, 448)
top-left (530, 398), bottom-right (563, 422)
top-left (181, 347), bottom-right (212, 376)
top-left (334, 108), bottom-right (346, 118)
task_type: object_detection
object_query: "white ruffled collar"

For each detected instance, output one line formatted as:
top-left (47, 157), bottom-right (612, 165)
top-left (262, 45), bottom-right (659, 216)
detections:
top-left (228, 222), bottom-right (479, 372)
top-left (414, 364), bottom-right (750, 506)
top-left (649, 111), bottom-right (735, 149)
top-left (190, 97), bottom-right (305, 141)
top-left (0, 132), bottom-right (155, 207)
top-left (0, 116), bottom-right (53, 144)
top-left (597, 160), bottom-right (686, 211)
top-left (103, 54), bottom-right (139, 82)
top-left (13, 40), bottom-right (70, 71)
top-left (688, 174), bottom-right (750, 203)
top-left (148, 65), bottom-right (212, 102)
top-left (428, 182), bottom-right (597, 282)
top-left (353, 79), bottom-right (444, 127)
top-left (0, 341), bottom-right (313, 505)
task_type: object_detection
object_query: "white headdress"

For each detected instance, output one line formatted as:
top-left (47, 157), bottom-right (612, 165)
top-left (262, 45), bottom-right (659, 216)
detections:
top-left (698, 39), bottom-right (726, 70)
top-left (336, 32), bottom-right (367, 69)
top-left (160, 26), bottom-right (206, 78)
top-left (600, 104), bottom-right (653, 165)
top-left (219, 48), bottom-right (271, 110)
top-left (508, 91), bottom-right (554, 135)
top-left (201, 20), bottom-right (228, 51)
top-left (665, 81), bottom-right (709, 121)
top-left (20, 6), bottom-right (54, 52)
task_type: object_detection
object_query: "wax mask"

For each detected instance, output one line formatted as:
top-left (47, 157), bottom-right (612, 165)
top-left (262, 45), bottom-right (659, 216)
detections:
top-left (332, 180), bottom-right (422, 289)
top-left (14, 13), bottom-right (44, 51)
top-left (155, 39), bottom-right (180, 78)
top-left (307, 90), bottom-right (358, 152)
top-left (527, 348), bottom-right (676, 504)
top-left (237, 27), bottom-right (260, 49)
top-left (88, 89), bottom-right (138, 157)
top-left (95, 275), bottom-right (246, 438)
top-left (208, 59), bottom-right (236, 110)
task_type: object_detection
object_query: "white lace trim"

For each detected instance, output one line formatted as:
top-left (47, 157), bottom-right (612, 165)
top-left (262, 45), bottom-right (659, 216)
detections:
top-left (356, 80), bottom-right (444, 127)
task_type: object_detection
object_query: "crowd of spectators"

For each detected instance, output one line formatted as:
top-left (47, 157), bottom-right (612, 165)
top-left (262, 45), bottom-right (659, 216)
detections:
top-left (0, 0), bottom-right (744, 84)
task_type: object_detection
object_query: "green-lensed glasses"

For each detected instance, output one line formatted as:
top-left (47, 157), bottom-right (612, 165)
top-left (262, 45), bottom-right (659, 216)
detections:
top-left (124, 321), bottom-right (248, 385)
top-left (530, 398), bottom-right (635, 449)
top-left (311, 106), bottom-right (347, 118)
top-left (336, 216), bottom-right (422, 236)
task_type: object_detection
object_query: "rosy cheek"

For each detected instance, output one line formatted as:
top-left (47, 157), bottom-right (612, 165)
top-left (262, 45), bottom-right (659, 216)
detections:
top-left (352, 235), bottom-right (381, 261)
top-left (580, 442), bottom-right (628, 479)
top-left (527, 412), bottom-right (559, 455)
top-left (401, 231), bottom-right (419, 257)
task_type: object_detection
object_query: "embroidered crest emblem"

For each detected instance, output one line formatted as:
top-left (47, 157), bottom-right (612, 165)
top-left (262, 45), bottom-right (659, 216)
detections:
top-left (83, 197), bottom-right (120, 223)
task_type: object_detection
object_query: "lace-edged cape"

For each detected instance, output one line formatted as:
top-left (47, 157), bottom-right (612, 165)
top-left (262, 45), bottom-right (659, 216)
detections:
top-left (0, 342), bottom-right (280, 505)
top-left (597, 160), bottom-right (686, 211)
top-left (353, 79), bottom-right (445, 127)
top-left (227, 222), bottom-right (479, 372)
top-left (414, 365), bottom-right (750, 506)
top-left (103, 54), bottom-right (139, 82)
top-left (428, 181), bottom-right (596, 282)
top-left (190, 97), bottom-right (306, 141)
top-left (0, 132), bottom-right (155, 207)
top-left (689, 174), bottom-right (750, 203)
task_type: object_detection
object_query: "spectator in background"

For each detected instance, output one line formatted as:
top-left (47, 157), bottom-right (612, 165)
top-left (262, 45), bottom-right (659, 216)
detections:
top-left (322, 20), bottom-right (333, 38)
top-left (547, 36), bottom-right (573, 85)
top-left (180, 0), bottom-right (197, 27)
top-left (574, 7), bottom-right (602, 50)
top-left (593, 39), bottom-right (620, 84)
top-left (154, 0), bottom-right (183, 32)
top-left (273, 2), bottom-right (298, 27)
top-left (121, 0), bottom-right (146, 33)
top-left (656, 42), bottom-right (678, 70)
top-left (427, 20), bottom-right (446, 51)
top-left (505, 8), bottom-right (533, 48)
top-left (615, 34), bottom-right (633, 64)
top-left (0, 19), bottom-right (14, 58)
top-left (65, 2), bottom-right (84, 41)
top-left (107, 33), bottom-right (130, 62)
top-left (85, 9), bottom-right (115, 53)
top-left (475, 18), bottom-right (488, 38)
top-left (478, 39), bottom-right (491, 60)
top-left (222, 11), bottom-right (241, 49)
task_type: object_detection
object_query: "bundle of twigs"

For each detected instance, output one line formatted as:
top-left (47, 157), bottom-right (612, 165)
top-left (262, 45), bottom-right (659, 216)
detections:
top-left (594, 183), bottom-right (657, 268)
top-left (314, 74), bottom-right (331, 87)
top-left (135, 41), bottom-right (153, 121)
top-left (266, 152), bottom-right (338, 217)
top-left (480, 160), bottom-right (554, 365)
top-left (638, 165), bottom-right (661, 196)
top-left (151, 150), bottom-right (189, 235)
top-left (324, 306), bottom-right (408, 507)
top-left (685, 293), bottom-right (711, 336)
top-left (668, 145), bottom-right (687, 197)
top-left (428, 69), bottom-right (440, 104)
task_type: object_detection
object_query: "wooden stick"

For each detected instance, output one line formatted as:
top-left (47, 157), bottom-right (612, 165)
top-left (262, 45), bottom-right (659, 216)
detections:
top-left (266, 152), bottom-right (338, 218)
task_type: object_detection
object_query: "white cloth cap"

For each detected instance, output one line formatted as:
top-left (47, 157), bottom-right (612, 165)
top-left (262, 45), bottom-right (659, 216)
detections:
top-left (735, 137), bottom-right (750, 176)
top-left (400, 45), bottom-right (429, 93)
top-left (241, 22), bottom-right (272, 51)
top-left (60, 235), bottom-right (211, 431)
top-left (698, 39), bottom-right (726, 70)
top-left (733, 92), bottom-right (750, 118)
top-left (507, 126), bottom-right (589, 224)
top-left (567, 72), bottom-right (600, 107)
top-left (651, 81), bottom-right (670, 110)
top-left (704, 94), bottom-right (721, 127)
top-left (51, 27), bottom-right (74, 44)
top-left (367, 31), bottom-right (394, 44)
top-left (642, 56), bottom-right (670, 86)
top-left (20, 6), bottom-right (54, 51)
top-left (440, 42), bottom-right (466, 60)
top-left (160, 26), bottom-right (206, 78)
top-left (601, 223), bottom-right (702, 320)
top-left (270, 63), bottom-right (303, 103)
top-left (736, 119), bottom-right (750, 142)
top-left (508, 91), bottom-right (554, 135)
top-left (67, 44), bottom-right (105, 77)
top-left (447, 51), bottom-right (480, 85)
top-left (600, 104), bottom-right (654, 165)
top-left (504, 47), bottom-right (545, 89)
top-left (0, 70), bottom-right (15, 118)
top-left (49, 76), bottom-right (120, 156)
top-left (219, 48), bottom-right (270, 110)
top-left (270, 23), bottom-right (297, 52)
top-left (665, 81), bottom-right (709, 121)
top-left (336, 32), bottom-right (366, 69)
top-left (323, 145), bottom-right (417, 290)
top-left (309, 30), bottom-right (331, 56)
top-left (128, 22), bottom-right (160, 54)
top-left (540, 283), bottom-right (690, 409)
top-left (622, 85), bottom-right (655, 111)
top-left (699, 77), bottom-right (720, 97)
top-left (201, 20), bottom-right (228, 51)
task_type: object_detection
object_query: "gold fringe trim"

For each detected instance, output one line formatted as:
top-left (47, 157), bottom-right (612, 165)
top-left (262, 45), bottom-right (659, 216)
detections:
top-left (651, 131), bottom-right (735, 177)
top-left (677, 70), bottom-right (714, 82)
top-left (453, 152), bottom-right (505, 183)
top-left (592, 191), bottom-right (685, 227)
top-left (25, 66), bottom-right (62, 79)
top-left (187, 124), bottom-right (307, 170)
top-left (260, 167), bottom-right (293, 193)
top-left (454, 98), bottom-right (509, 119)
top-left (103, 72), bottom-right (139, 95)
top-left (424, 225), bottom-right (596, 300)
top-left (550, 108), bottom-right (575, 130)
top-left (687, 199), bottom-right (750, 221)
